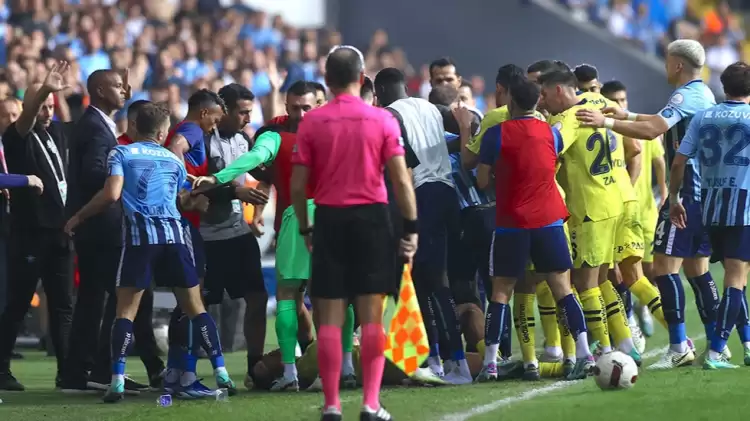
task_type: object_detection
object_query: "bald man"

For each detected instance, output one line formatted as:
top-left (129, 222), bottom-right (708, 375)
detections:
top-left (62, 68), bottom-right (136, 394)
top-left (0, 62), bottom-right (75, 392)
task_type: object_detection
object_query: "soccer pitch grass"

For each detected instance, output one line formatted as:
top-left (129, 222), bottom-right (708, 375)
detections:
top-left (3, 264), bottom-right (750, 421)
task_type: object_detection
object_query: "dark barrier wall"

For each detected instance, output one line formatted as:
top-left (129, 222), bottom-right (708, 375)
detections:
top-left (328, 0), bottom-right (675, 113)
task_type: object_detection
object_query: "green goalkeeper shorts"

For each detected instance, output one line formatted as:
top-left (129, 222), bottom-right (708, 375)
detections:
top-left (276, 200), bottom-right (316, 285)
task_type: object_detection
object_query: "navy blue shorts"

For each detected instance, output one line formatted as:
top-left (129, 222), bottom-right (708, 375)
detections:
top-left (490, 225), bottom-right (572, 278)
top-left (653, 200), bottom-right (711, 258)
top-left (185, 221), bottom-right (206, 278)
top-left (412, 182), bottom-right (461, 292)
top-left (709, 226), bottom-right (750, 263)
top-left (116, 243), bottom-right (200, 290)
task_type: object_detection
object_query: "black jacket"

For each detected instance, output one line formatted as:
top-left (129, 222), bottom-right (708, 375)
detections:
top-left (66, 107), bottom-right (122, 247)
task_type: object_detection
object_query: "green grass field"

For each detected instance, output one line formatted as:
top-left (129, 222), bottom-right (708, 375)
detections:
top-left (2, 264), bottom-right (750, 420)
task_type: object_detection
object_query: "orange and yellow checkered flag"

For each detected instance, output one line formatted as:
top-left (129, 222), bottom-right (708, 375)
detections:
top-left (384, 264), bottom-right (430, 376)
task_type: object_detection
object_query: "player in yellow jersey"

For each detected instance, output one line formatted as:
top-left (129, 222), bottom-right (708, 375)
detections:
top-left (602, 81), bottom-right (670, 341)
top-left (541, 69), bottom-right (622, 367)
top-left (570, 67), bottom-right (642, 364)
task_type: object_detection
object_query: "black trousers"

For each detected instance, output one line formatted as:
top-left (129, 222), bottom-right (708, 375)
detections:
top-left (90, 287), bottom-right (163, 379)
top-left (65, 245), bottom-right (163, 382)
top-left (0, 228), bottom-right (73, 374)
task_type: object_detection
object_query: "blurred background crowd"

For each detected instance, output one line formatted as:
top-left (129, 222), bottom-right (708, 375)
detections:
top-left (0, 0), bottom-right (494, 140)
top-left (559, 0), bottom-right (750, 95)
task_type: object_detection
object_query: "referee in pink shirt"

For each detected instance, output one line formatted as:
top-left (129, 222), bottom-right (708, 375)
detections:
top-left (290, 45), bottom-right (418, 421)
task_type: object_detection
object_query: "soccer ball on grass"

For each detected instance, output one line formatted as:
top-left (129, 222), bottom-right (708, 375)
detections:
top-left (593, 351), bottom-right (638, 390)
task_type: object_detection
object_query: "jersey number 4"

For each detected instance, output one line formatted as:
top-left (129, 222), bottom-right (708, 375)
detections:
top-left (586, 131), bottom-right (616, 184)
top-left (699, 124), bottom-right (750, 167)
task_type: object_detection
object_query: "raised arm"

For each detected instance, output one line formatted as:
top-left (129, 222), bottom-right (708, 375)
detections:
top-left (16, 62), bottom-right (72, 137)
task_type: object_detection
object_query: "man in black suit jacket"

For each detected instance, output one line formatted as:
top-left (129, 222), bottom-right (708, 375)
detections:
top-left (61, 70), bottom-right (161, 394)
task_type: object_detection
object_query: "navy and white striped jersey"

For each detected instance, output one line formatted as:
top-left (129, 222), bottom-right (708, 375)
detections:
top-left (658, 79), bottom-right (716, 201)
top-left (677, 101), bottom-right (750, 226)
top-left (107, 141), bottom-right (187, 245)
top-left (446, 132), bottom-right (494, 209)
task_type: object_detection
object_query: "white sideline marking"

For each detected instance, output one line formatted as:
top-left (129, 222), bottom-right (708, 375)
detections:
top-left (437, 336), bottom-right (705, 421)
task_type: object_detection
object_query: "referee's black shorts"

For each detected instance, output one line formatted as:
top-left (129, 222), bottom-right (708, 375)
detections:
top-left (310, 203), bottom-right (397, 300)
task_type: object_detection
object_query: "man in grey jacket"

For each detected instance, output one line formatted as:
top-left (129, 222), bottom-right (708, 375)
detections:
top-left (202, 83), bottom-right (268, 390)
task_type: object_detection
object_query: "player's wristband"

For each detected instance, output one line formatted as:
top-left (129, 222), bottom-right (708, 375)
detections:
top-left (299, 226), bottom-right (313, 236)
top-left (403, 219), bottom-right (418, 235)
top-left (626, 112), bottom-right (638, 122)
top-left (603, 117), bottom-right (615, 129)
top-left (669, 194), bottom-right (681, 205)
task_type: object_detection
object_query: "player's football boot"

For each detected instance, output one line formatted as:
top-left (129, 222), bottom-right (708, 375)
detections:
top-left (495, 360), bottom-right (524, 381)
top-left (341, 373), bottom-right (358, 389)
top-left (442, 360), bottom-right (473, 385)
top-left (102, 380), bottom-right (125, 404)
top-left (474, 362), bottom-right (498, 382)
top-left (270, 375), bottom-right (299, 392)
top-left (647, 348), bottom-right (695, 370)
top-left (522, 364), bottom-right (541, 381)
top-left (564, 356), bottom-right (595, 380)
top-left (562, 359), bottom-right (576, 377)
top-left (636, 304), bottom-right (654, 338)
top-left (627, 347), bottom-right (642, 367)
top-left (743, 347), bottom-right (750, 366)
top-left (307, 376), bottom-right (323, 391)
top-left (360, 405), bottom-right (393, 421)
top-left (539, 352), bottom-right (563, 363)
top-left (629, 315), bottom-right (647, 354)
top-left (177, 379), bottom-right (216, 399)
top-left (697, 346), bottom-right (732, 365)
top-left (216, 372), bottom-right (237, 396)
top-left (321, 406), bottom-right (343, 421)
top-left (407, 367), bottom-right (447, 386)
top-left (703, 353), bottom-right (739, 370)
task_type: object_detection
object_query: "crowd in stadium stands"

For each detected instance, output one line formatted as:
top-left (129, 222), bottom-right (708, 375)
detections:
top-left (559, 0), bottom-right (748, 97)
top-left (0, 0), bottom-right (495, 141)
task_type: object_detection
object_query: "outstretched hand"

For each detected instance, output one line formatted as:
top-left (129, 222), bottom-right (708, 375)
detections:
top-left (42, 61), bottom-right (72, 93)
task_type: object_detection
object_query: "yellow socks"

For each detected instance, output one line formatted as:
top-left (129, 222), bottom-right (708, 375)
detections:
top-left (600, 280), bottom-right (633, 352)
top-left (536, 281), bottom-right (562, 356)
top-left (629, 276), bottom-right (668, 329)
top-left (579, 287), bottom-right (611, 352)
top-left (514, 293), bottom-right (537, 364)
top-left (539, 361), bottom-right (564, 377)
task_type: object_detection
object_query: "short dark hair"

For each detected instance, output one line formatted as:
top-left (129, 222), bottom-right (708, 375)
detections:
top-left (86, 69), bottom-right (118, 96)
top-left (527, 60), bottom-right (569, 75)
top-left (325, 47), bottom-right (363, 89)
top-left (510, 79), bottom-right (541, 111)
top-left (360, 76), bottom-right (374, 99)
top-left (218, 83), bottom-right (255, 110)
top-left (538, 70), bottom-right (578, 88)
top-left (428, 85), bottom-right (459, 107)
top-left (187, 89), bottom-right (226, 113)
top-left (287, 80), bottom-right (317, 97)
top-left (374, 67), bottom-right (406, 90)
top-left (311, 82), bottom-right (326, 95)
top-left (460, 80), bottom-right (473, 90)
top-left (601, 80), bottom-right (627, 97)
top-left (721, 62), bottom-right (750, 98)
top-left (573, 64), bottom-right (599, 83)
top-left (496, 64), bottom-right (526, 88)
top-left (429, 57), bottom-right (457, 76)
top-left (127, 99), bottom-right (151, 120)
top-left (135, 103), bottom-right (170, 139)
